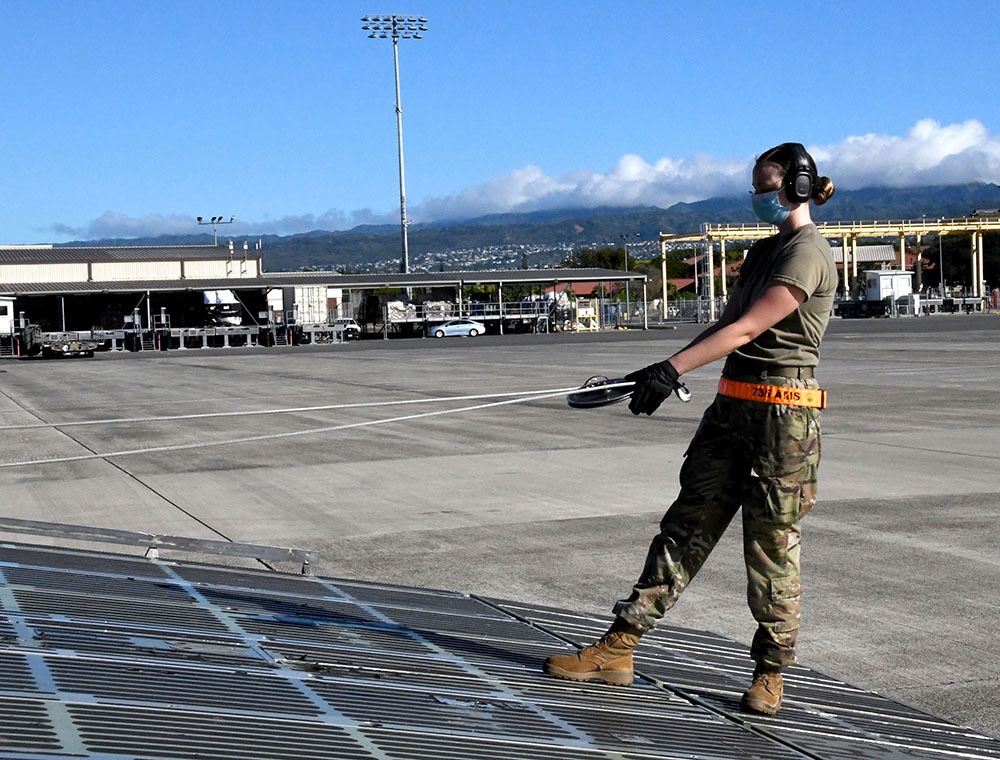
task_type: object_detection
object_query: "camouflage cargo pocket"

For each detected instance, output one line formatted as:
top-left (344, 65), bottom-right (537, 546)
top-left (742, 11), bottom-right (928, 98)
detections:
top-left (767, 575), bottom-right (803, 633)
top-left (751, 400), bottom-right (821, 480)
top-left (769, 574), bottom-right (802, 602)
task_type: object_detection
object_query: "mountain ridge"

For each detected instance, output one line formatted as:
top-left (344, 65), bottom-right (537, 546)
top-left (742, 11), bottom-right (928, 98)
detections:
top-left (58, 183), bottom-right (1000, 271)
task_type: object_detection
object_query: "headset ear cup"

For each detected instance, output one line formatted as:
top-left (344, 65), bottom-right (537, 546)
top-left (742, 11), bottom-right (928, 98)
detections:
top-left (784, 142), bottom-right (815, 203)
top-left (790, 171), bottom-right (813, 203)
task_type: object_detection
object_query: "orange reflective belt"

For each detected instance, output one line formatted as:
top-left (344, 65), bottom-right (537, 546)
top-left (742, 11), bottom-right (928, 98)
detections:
top-left (718, 377), bottom-right (828, 409)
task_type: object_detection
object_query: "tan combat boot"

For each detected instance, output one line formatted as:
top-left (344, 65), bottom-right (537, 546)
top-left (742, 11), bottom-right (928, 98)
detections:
top-left (741, 664), bottom-right (783, 715)
top-left (543, 619), bottom-right (642, 686)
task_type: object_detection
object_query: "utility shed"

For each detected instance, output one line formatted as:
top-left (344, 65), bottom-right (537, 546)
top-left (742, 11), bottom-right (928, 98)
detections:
top-left (865, 269), bottom-right (913, 301)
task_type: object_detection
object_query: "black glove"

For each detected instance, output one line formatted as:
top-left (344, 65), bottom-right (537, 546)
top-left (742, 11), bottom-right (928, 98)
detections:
top-left (625, 360), bottom-right (683, 416)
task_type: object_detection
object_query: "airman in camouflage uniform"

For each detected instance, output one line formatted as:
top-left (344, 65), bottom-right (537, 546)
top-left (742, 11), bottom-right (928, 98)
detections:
top-left (544, 143), bottom-right (837, 716)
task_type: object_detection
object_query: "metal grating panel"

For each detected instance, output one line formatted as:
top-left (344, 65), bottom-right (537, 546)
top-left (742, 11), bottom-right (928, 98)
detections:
top-left (335, 581), bottom-right (516, 618)
top-left (4, 564), bottom-right (199, 603)
top-left (370, 730), bottom-right (663, 760)
top-left (0, 541), bottom-right (998, 760)
top-left (69, 704), bottom-right (372, 760)
top-left (0, 697), bottom-right (63, 753)
top-left (0, 653), bottom-right (39, 692)
top-left (11, 588), bottom-right (231, 632)
top-left (169, 563), bottom-right (330, 594)
top-left (241, 616), bottom-right (435, 652)
top-left (23, 617), bottom-right (269, 667)
top-left (0, 543), bottom-right (173, 578)
top-left (47, 657), bottom-right (324, 716)
top-left (196, 585), bottom-right (384, 623)
top-left (318, 680), bottom-right (585, 744)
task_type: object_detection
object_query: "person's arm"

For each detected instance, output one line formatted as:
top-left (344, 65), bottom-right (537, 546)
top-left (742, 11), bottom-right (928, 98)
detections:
top-left (625, 281), bottom-right (807, 416)
top-left (669, 282), bottom-right (806, 375)
top-left (673, 289), bottom-right (744, 353)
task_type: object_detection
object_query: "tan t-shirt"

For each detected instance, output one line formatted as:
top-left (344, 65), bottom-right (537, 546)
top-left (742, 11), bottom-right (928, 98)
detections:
top-left (728, 224), bottom-right (837, 368)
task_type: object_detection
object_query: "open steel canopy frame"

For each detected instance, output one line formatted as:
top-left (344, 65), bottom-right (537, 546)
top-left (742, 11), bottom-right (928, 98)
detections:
top-left (659, 215), bottom-right (1000, 320)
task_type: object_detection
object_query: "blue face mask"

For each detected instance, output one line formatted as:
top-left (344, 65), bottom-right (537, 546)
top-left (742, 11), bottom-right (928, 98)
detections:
top-left (751, 190), bottom-right (790, 225)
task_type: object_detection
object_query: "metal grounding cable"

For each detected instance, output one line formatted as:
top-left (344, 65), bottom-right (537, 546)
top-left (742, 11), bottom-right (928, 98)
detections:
top-left (0, 382), bottom-right (634, 469)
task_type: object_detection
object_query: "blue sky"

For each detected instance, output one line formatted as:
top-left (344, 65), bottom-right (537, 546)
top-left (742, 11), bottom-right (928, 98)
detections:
top-left (2, 0), bottom-right (999, 245)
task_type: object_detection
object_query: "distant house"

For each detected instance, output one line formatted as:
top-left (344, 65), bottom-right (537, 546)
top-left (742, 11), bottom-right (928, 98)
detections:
top-left (669, 278), bottom-right (696, 294)
top-left (544, 281), bottom-right (611, 298)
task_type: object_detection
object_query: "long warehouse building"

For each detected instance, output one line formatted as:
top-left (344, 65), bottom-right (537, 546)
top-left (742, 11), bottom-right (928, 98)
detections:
top-left (0, 243), bottom-right (644, 337)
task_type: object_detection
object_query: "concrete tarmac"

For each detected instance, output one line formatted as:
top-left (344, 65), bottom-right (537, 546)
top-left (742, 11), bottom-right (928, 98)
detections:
top-left (1, 314), bottom-right (998, 737)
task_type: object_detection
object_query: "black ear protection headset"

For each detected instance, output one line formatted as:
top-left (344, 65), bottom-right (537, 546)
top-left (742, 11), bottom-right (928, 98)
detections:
top-left (783, 142), bottom-right (817, 204)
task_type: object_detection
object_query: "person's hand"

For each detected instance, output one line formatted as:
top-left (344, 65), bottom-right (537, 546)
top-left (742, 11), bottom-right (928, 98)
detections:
top-left (625, 360), bottom-right (683, 416)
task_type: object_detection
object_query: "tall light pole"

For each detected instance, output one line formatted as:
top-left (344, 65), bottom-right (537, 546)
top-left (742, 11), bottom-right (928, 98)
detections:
top-left (362, 14), bottom-right (427, 276)
top-left (197, 215), bottom-right (235, 246)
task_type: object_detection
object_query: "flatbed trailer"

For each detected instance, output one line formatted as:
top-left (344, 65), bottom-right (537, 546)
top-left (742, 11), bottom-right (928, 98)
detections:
top-left (6, 325), bottom-right (100, 358)
top-left (835, 295), bottom-right (984, 318)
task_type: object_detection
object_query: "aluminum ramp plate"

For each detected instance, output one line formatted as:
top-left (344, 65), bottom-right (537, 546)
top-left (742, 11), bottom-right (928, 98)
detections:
top-left (0, 541), bottom-right (998, 760)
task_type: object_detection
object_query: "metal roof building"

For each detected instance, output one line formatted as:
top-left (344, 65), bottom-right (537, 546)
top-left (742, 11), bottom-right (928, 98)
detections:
top-left (0, 244), bottom-right (263, 288)
top-left (0, 245), bottom-right (644, 297)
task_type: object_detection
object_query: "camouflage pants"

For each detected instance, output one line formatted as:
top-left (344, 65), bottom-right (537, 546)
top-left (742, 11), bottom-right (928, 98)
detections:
top-left (613, 377), bottom-right (822, 668)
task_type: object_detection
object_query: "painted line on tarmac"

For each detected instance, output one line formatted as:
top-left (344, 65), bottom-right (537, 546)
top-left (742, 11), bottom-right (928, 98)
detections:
top-left (0, 386), bottom-right (586, 431)
top-left (0, 387), bottom-right (587, 469)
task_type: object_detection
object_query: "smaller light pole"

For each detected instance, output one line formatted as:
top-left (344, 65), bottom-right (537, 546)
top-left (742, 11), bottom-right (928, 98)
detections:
top-left (916, 215), bottom-right (924, 293)
top-left (197, 215), bottom-right (235, 246)
top-left (938, 222), bottom-right (945, 296)
top-left (620, 233), bottom-right (639, 324)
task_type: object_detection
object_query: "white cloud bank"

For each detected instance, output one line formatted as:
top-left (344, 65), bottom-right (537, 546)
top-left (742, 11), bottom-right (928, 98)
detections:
top-left (51, 209), bottom-right (390, 242)
top-left (55, 119), bottom-right (1000, 240)
top-left (415, 119), bottom-right (1000, 222)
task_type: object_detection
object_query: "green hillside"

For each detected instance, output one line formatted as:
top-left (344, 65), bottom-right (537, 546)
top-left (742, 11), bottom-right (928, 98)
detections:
top-left (61, 183), bottom-right (1000, 272)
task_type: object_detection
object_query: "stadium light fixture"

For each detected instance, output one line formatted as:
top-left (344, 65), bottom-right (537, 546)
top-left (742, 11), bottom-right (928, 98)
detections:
top-left (197, 214), bottom-right (236, 246)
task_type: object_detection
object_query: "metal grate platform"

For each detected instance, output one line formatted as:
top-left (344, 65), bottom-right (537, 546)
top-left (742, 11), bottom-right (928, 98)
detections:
top-left (0, 541), bottom-right (997, 760)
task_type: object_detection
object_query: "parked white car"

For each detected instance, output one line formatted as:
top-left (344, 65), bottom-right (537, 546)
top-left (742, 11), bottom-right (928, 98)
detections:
top-left (429, 318), bottom-right (486, 338)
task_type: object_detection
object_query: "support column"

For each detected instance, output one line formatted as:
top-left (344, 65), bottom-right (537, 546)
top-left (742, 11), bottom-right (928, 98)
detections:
top-left (660, 238), bottom-right (668, 323)
top-left (971, 234), bottom-right (979, 297)
top-left (719, 238), bottom-right (728, 299)
top-left (841, 234), bottom-right (850, 295)
top-left (851, 234), bottom-right (859, 282)
top-left (898, 232), bottom-right (906, 270)
top-left (977, 230), bottom-right (985, 298)
top-left (706, 237), bottom-right (716, 321)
